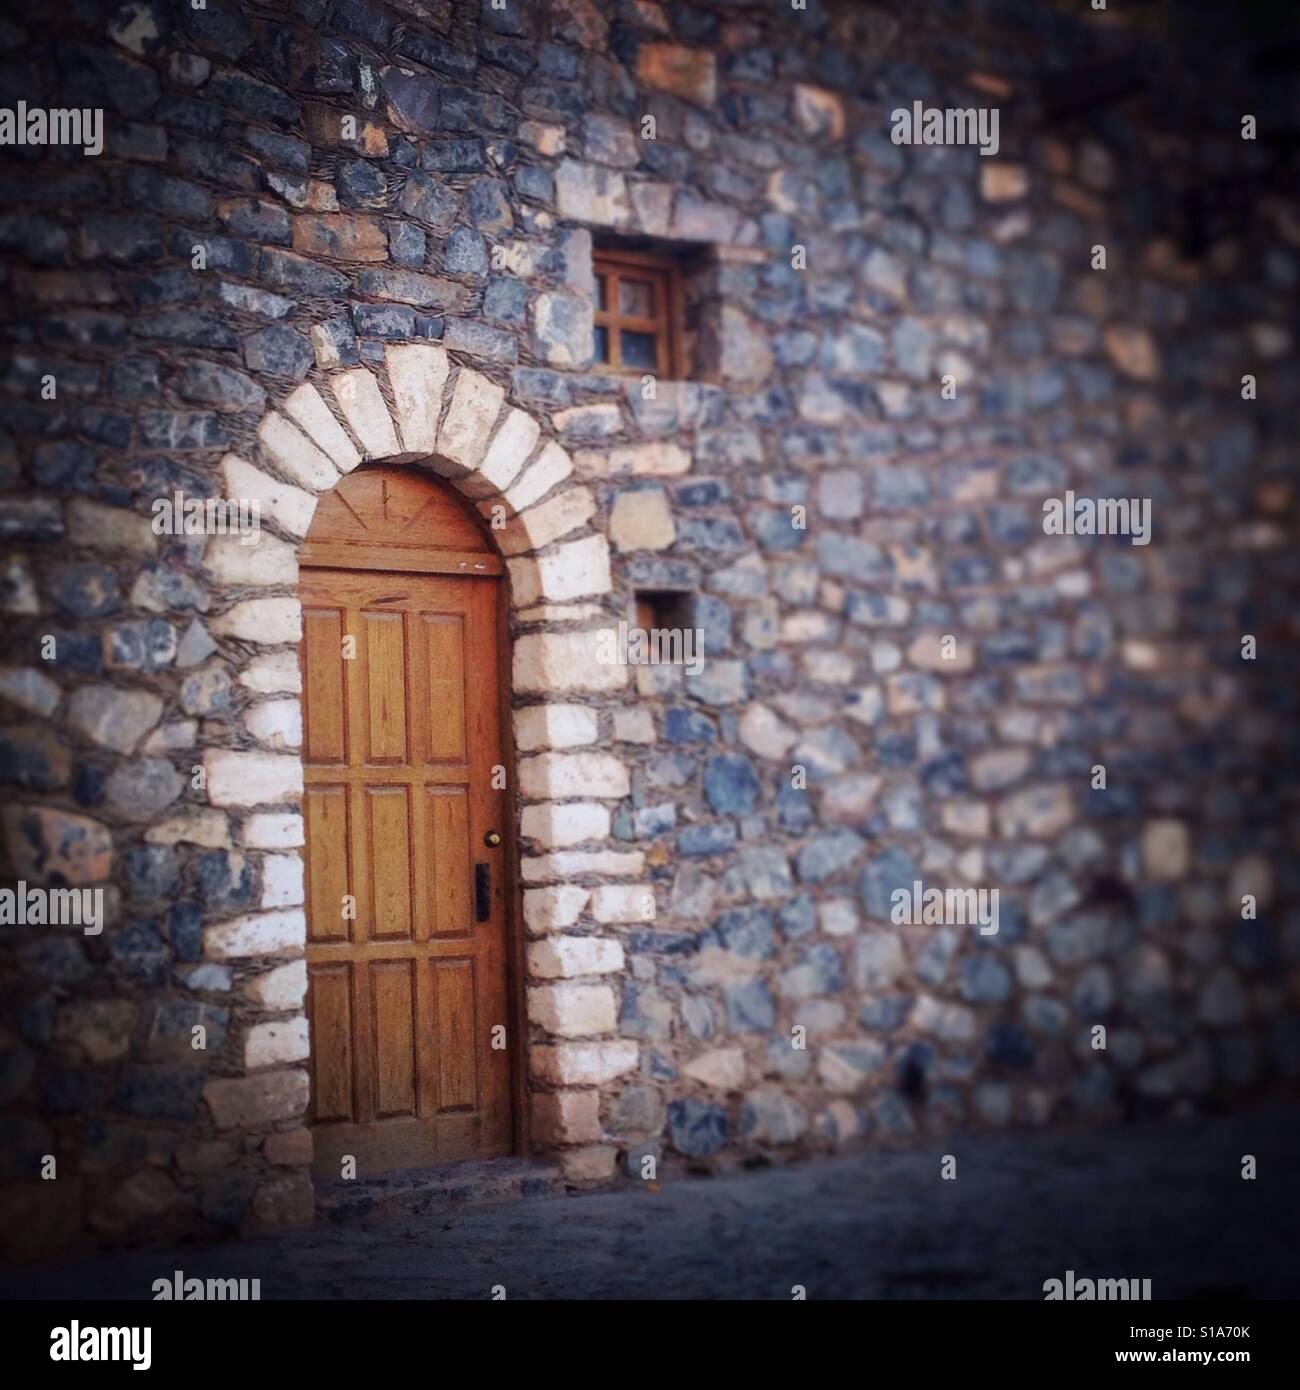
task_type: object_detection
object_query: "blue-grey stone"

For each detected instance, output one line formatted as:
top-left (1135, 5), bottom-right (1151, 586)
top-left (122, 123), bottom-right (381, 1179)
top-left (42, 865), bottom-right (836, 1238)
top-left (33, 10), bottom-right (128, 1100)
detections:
top-left (960, 954), bottom-right (1012, 1004)
top-left (619, 983), bottom-right (673, 1041)
top-left (703, 754), bottom-right (760, 816)
top-left (860, 996), bottom-right (913, 1032)
top-left (724, 978), bottom-right (775, 1033)
top-left (664, 707), bottom-right (716, 744)
top-left (797, 828), bottom-right (865, 883)
top-left (667, 1098), bottom-right (728, 1158)
top-left (778, 894), bottom-right (817, 939)
top-left (753, 508), bottom-right (806, 552)
top-left (108, 920), bottom-right (170, 987)
top-left (706, 907), bottom-right (775, 960)
top-left (677, 823), bottom-right (737, 857)
top-left (444, 225), bottom-right (487, 275)
top-left (860, 847), bottom-right (921, 919)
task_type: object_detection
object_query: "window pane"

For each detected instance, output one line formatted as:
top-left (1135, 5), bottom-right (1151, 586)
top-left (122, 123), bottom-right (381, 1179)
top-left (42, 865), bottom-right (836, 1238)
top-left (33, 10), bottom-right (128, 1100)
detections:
top-left (621, 329), bottom-right (657, 369)
top-left (595, 273), bottom-right (607, 311)
top-left (593, 325), bottom-right (610, 363)
top-left (619, 277), bottom-right (655, 318)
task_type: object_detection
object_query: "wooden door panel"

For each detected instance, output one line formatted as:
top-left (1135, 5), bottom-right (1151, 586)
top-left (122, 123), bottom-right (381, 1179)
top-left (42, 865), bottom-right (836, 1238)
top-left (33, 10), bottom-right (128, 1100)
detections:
top-left (308, 962), bottom-right (354, 1123)
top-left (305, 785), bottom-right (351, 944)
top-left (301, 561), bottom-right (513, 1178)
top-left (370, 960), bottom-right (418, 1119)
top-left (428, 786), bottom-right (473, 937)
top-left (302, 606), bottom-right (348, 764)
top-left (421, 614), bottom-right (467, 762)
top-left (365, 785), bottom-right (414, 942)
top-left (433, 957), bottom-right (478, 1112)
top-left (362, 610), bottom-right (408, 763)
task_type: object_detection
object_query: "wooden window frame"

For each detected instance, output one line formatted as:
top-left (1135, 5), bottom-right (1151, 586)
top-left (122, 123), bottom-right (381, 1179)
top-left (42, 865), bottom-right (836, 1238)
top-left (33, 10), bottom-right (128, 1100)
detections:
top-left (592, 247), bottom-right (686, 379)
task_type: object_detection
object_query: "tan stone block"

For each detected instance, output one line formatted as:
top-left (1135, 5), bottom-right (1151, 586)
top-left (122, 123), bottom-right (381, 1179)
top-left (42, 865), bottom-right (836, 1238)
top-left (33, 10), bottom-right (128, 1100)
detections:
top-left (610, 440), bottom-right (691, 476)
top-left (145, 808), bottom-right (230, 849)
top-left (1142, 818), bottom-right (1190, 880)
top-left (529, 1040), bottom-right (639, 1085)
top-left (498, 486), bottom-right (597, 556)
top-left (521, 849), bottom-right (644, 883)
top-left (528, 982), bottom-right (616, 1038)
top-left (682, 1047), bottom-right (746, 1089)
top-left (532, 1089), bottom-right (601, 1144)
top-left (610, 486), bottom-right (675, 551)
top-left (528, 935), bottom-right (624, 979)
top-left (523, 884), bottom-right (590, 934)
top-left (1104, 325), bottom-right (1160, 381)
top-left (283, 382), bottom-right (362, 473)
top-left (203, 908), bottom-right (305, 960)
top-left (460, 406), bottom-right (540, 499)
top-left (590, 883), bottom-right (655, 924)
top-left (513, 627), bottom-right (628, 693)
top-left (257, 412), bottom-right (340, 491)
top-left (502, 440), bottom-right (572, 513)
top-left (244, 698), bottom-right (303, 751)
top-left (212, 598), bottom-right (301, 644)
top-left (513, 704), bottom-right (598, 751)
top-left (507, 534), bottom-right (611, 606)
top-left (246, 959), bottom-right (307, 1011)
top-left (612, 707), bottom-right (655, 744)
top-left (240, 650), bottom-right (302, 695)
top-left (554, 160), bottom-right (631, 226)
top-left (908, 631), bottom-right (976, 672)
top-left (245, 1016), bottom-right (310, 1068)
top-left (241, 812), bottom-right (304, 849)
top-left (204, 531), bottom-right (297, 587)
top-left (204, 1069), bottom-right (309, 1129)
top-left (519, 751), bottom-right (629, 798)
top-left (792, 84), bottom-right (845, 139)
top-left (437, 367), bottom-right (504, 471)
top-left (521, 801), bottom-right (610, 849)
top-left (385, 343), bottom-right (450, 455)
top-left (942, 800), bottom-right (992, 838)
top-left (636, 43), bottom-right (716, 105)
top-left (330, 367), bottom-right (401, 458)
top-left (204, 749), bottom-right (303, 807)
top-left (259, 851), bottom-right (304, 908)
top-left (980, 162), bottom-right (1029, 201)
top-left (222, 453), bottom-right (318, 538)
top-left (292, 212), bottom-right (386, 261)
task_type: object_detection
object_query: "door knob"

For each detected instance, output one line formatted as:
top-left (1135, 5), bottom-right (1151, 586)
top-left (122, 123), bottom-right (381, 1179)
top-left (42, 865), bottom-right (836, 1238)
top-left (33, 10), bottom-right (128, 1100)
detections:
top-left (483, 830), bottom-right (501, 847)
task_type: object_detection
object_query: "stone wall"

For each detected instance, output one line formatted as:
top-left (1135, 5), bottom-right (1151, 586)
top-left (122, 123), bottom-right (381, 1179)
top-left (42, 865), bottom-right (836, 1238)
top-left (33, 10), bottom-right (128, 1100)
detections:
top-left (0, 0), bottom-right (1297, 1256)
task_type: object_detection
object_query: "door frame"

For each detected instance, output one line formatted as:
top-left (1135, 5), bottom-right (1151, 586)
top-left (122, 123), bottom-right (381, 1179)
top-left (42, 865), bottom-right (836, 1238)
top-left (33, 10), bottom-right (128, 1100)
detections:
top-left (300, 479), bottom-right (530, 1166)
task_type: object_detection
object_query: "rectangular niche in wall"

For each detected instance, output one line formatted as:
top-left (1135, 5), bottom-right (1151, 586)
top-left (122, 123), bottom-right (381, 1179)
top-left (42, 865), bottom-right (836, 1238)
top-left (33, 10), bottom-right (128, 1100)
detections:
top-left (592, 246), bottom-right (687, 379)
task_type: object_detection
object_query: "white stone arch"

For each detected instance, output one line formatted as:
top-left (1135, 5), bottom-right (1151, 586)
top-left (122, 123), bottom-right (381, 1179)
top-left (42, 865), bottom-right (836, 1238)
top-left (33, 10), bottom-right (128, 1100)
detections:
top-left (196, 345), bottom-right (637, 1218)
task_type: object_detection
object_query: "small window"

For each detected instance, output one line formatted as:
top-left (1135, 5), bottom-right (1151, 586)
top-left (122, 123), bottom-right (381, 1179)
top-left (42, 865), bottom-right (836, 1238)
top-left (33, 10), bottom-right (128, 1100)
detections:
top-left (592, 248), bottom-right (685, 378)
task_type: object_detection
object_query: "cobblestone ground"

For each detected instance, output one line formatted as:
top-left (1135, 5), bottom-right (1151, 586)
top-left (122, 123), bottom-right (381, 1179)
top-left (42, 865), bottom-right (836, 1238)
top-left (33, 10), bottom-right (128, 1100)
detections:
top-left (5, 1107), bottom-right (1298, 1301)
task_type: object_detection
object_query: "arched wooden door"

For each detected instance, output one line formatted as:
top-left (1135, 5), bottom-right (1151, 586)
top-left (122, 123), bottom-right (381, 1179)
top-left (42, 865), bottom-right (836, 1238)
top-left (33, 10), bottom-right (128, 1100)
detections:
top-left (298, 465), bottom-right (517, 1177)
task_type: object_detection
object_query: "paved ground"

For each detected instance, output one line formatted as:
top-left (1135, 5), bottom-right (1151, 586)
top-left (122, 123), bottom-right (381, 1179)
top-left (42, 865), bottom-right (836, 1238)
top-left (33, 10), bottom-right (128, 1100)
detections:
top-left (5, 1106), bottom-right (1299, 1300)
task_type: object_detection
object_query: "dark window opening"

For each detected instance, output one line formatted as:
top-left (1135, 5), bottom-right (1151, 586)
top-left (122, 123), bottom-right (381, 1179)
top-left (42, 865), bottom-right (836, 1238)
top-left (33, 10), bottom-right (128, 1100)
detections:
top-left (632, 588), bottom-right (693, 634)
top-left (592, 247), bottom-right (687, 379)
